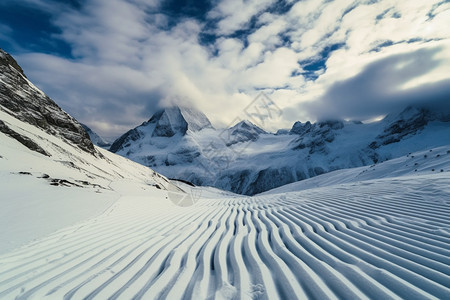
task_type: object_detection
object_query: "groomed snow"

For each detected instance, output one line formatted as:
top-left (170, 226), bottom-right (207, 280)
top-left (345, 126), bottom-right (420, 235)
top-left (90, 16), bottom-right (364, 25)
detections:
top-left (0, 172), bottom-right (449, 299)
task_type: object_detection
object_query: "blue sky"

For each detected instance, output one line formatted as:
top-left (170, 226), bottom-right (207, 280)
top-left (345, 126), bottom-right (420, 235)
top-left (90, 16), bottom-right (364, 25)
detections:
top-left (1, 0), bottom-right (449, 138)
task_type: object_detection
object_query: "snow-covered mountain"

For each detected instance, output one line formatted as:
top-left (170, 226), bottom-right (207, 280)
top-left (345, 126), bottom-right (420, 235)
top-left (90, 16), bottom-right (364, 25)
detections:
top-left (262, 145), bottom-right (450, 194)
top-left (81, 123), bottom-right (111, 148)
top-left (0, 49), bottom-right (95, 155)
top-left (111, 105), bottom-right (450, 195)
top-left (0, 49), bottom-right (178, 253)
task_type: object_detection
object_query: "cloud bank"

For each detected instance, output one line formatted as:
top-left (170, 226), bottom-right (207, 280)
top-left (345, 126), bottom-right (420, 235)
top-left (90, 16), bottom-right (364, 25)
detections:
top-left (1, 0), bottom-right (449, 138)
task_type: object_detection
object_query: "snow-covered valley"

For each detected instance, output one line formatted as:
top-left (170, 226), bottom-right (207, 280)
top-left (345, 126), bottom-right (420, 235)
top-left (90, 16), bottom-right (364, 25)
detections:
top-left (1, 152), bottom-right (449, 299)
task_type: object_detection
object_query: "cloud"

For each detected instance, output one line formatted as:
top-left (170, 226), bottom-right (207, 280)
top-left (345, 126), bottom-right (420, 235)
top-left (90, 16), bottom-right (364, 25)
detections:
top-left (3, 0), bottom-right (450, 138)
top-left (209, 0), bottom-right (276, 35)
top-left (304, 45), bottom-right (450, 121)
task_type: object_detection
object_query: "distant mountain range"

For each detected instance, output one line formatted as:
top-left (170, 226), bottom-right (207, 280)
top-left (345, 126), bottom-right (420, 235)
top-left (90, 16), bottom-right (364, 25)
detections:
top-left (108, 104), bottom-right (450, 195)
top-left (81, 124), bottom-right (111, 148)
top-left (1, 48), bottom-right (449, 196)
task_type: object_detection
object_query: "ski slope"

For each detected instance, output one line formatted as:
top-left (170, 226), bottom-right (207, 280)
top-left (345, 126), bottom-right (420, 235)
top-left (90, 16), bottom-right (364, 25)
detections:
top-left (0, 171), bottom-right (449, 299)
top-left (261, 145), bottom-right (450, 195)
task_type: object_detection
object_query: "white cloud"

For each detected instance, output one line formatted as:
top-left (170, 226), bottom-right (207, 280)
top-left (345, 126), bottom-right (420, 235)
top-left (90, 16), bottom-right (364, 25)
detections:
top-left (209, 0), bottom-right (276, 35)
top-left (7, 0), bottom-right (450, 138)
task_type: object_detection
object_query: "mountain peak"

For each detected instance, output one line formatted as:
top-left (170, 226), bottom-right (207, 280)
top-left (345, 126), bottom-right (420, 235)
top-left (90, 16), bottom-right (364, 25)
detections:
top-left (149, 106), bottom-right (213, 137)
top-left (0, 49), bottom-right (95, 155)
top-left (0, 49), bottom-right (26, 78)
top-left (225, 119), bottom-right (266, 146)
top-left (231, 120), bottom-right (266, 133)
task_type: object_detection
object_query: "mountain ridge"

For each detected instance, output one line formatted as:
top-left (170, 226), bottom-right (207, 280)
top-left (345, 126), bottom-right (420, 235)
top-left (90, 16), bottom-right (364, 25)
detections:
top-left (0, 49), bottom-right (95, 155)
top-left (110, 104), bottom-right (450, 195)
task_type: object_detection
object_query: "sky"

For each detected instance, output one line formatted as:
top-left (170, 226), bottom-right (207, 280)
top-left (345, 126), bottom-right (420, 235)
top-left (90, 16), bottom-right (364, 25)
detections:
top-left (1, 0), bottom-right (449, 139)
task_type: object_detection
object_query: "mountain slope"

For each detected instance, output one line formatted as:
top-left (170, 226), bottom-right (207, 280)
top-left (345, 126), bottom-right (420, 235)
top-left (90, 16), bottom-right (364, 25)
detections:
top-left (110, 106), bottom-right (212, 153)
top-left (262, 145), bottom-right (450, 194)
top-left (0, 50), bottom-right (177, 254)
top-left (81, 123), bottom-right (111, 148)
top-left (0, 107), bottom-right (174, 254)
top-left (0, 49), bottom-right (95, 155)
top-left (111, 106), bottom-right (450, 195)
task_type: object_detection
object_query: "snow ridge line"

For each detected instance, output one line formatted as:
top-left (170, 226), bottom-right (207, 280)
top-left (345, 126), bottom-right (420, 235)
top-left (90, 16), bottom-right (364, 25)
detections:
top-left (0, 176), bottom-right (449, 299)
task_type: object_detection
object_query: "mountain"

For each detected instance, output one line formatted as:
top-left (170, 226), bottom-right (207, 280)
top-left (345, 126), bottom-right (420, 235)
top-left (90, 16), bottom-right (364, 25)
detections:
top-left (110, 106), bottom-right (212, 153)
top-left (224, 120), bottom-right (266, 146)
top-left (262, 145), bottom-right (450, 194)
top-left (0, 49), bottom-right (177, 252)
top-left (111, 105), bottom-right (450, 195)
top-left (81, 123), bottom-right (111, 148)
top-left (0, 49), bottom-right (95, 155)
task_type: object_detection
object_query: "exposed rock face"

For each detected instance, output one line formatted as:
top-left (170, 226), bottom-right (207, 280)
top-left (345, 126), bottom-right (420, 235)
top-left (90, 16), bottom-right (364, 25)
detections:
top-left (0, 49), bottom-right (95, 155)
top-left (224, 120), bottom-right (266, 146)
top-left (150, 106), bottom-right (212, 137)
top-left (109, 127), bottom-right (141, 153)
top-left (81, 124), bottom-right (111, 148)
top-left (110, 106), bottom-right (212, 153)
top-left (216, 166), bottom-right (296, 195)
top-left (369, 107), bottom-right (449, 149)
top-left (291, 120), bottom-right (344, 154)
top-left (0, 120), bottom-right (50, 156)
top-left (290, 121), bottom-right (312, 135)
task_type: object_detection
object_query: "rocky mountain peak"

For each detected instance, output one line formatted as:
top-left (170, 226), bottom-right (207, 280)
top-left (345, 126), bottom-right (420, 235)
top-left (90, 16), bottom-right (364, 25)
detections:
top-left (109, 106), bottom-right (213, 153)
top-left (0, 49), bottom-right (26, 77)
top-left (225, 120), bottom-right (266, 146)
top-left (149, 106), bottom-right (213, 137)
top-left (290, 121), bottom-right (312, 135)
top-left (290, 119), bottom-right (344, 153)
top-left (0, 49), bottom-right (95, 155)
top-left (370, 106), bottom-right (433, 149)
top-left (232, 120), bottom-right (265, 133)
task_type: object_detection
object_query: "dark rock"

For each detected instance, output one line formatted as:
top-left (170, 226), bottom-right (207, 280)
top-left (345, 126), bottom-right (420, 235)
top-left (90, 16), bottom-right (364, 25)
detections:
top-left (110, 106), bottom-right (212, 152)
top-left (170, 178), bottom-right (196, 187)
top-left (109, 128), bottom-right (141, 153)
top-left (0, 120), bottom-right (50, 156)
top-left (369, 106), bottom-right (431, 149)
top-left (0, 49), bottom-right (95, 155)
top-left (290, 121), bottom-right (312, 135)
top-left (290, 119), bottom-right (343, 153)
top-left (224, 120), bottom-right (266, 146)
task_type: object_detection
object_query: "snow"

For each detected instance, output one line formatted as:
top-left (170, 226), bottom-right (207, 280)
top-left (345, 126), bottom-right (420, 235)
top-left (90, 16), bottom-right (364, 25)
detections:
top-left (1, 168), bottom-right (449, 298)
top-left (261, 145), bottom-right (450, 195)
top-left (0, 109), bottom-right (172, 254)
top-left (81, 124), bottom-right (110, 148)
top-left (1, 107), bottom-right (450, 299)
top-left (178, 106), bottom-right (213, 132)
top-left (0, 173), bottom-right (117, 255)
top-left (2, 48), bottom-right (449, 298)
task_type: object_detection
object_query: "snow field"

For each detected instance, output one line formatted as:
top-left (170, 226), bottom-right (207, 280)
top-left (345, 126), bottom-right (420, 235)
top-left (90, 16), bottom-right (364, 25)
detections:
top-left (0, 174), bottom-right (449, 300)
